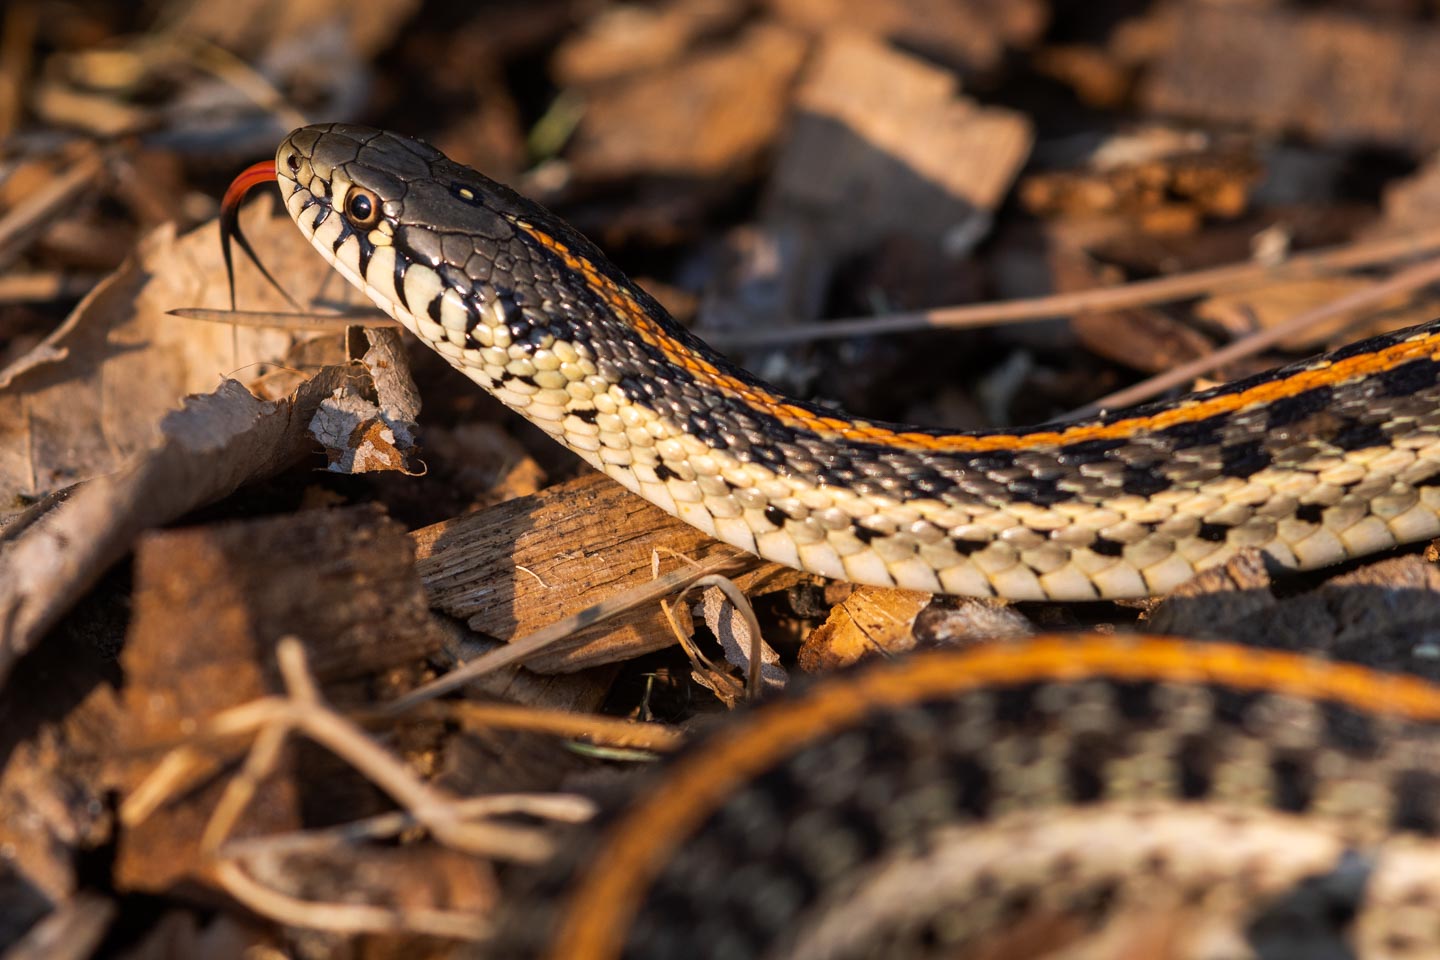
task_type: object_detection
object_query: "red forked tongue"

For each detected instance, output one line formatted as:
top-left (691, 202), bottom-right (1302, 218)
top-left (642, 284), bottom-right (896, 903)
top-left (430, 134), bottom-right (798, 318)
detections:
top-left (219, 159), bottom-right (300, 311)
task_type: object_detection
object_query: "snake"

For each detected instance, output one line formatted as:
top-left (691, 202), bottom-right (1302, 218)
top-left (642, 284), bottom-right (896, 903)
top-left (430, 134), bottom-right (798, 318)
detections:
top-left (219, 125), bottom-right (1440, 958)
top-left (221, 122), bottom-right (1440, 604)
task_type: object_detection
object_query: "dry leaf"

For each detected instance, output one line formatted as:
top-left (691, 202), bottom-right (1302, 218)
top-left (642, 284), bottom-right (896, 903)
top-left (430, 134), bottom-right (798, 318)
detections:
top-left (1194, 276), bottom-right (1418, 350)
top-left (0, 197), bottom-right (364, 515)
top-left (310, 329), bottom-right (421, 474)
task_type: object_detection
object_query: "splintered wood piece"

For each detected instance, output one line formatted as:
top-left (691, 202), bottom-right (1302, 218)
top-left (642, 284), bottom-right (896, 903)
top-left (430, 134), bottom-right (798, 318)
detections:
top-left (116, 505), bottom-right (446, 892)
top-left (411, 471), bottom-right (809, 673)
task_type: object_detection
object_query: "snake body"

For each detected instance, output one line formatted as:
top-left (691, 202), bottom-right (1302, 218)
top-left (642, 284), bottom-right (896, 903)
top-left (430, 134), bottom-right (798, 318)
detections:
top-left (264, 123), bottom-right (1440, 602)
top-left (494, 637), bottom-right (1440, 960)
top-left (229, 125), bottom-right (1440, 957)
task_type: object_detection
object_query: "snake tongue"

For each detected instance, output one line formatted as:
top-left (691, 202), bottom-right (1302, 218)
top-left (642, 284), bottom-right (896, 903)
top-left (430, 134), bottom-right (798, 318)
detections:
top-left (219, 159), bottom-right (301, 312)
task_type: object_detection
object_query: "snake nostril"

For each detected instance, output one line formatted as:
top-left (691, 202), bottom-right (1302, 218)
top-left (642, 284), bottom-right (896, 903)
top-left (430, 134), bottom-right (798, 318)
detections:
top-left (287, 154), bottom-right (300, 173)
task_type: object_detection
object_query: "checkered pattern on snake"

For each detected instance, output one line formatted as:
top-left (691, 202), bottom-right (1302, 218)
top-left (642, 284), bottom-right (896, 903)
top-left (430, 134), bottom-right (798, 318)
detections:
top-left (490, 638), bottom-right (1440, 960)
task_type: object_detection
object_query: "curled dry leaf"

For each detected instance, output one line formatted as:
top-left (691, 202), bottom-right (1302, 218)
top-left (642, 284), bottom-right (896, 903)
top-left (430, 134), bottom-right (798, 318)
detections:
top-left (0, 369), bottom-right (349, 685)
top-left (307, 327), bottom-right (423, 475)
top-left (310, 397), bottom-right (415, 474)
top-left (692, 583), bottom-right (787, 705)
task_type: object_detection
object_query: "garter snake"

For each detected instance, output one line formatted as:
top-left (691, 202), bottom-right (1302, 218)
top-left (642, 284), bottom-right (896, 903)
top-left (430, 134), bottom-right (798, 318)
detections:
top-left (217, 126), bottom-right (1440, 958)
top-left (223, 122), bottom-right (1440, 603)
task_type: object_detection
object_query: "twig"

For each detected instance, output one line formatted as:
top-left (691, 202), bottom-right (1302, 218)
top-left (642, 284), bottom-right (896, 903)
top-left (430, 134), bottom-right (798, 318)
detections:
top-left (219, 793), bottom-right (596, 860)
top-left (664, 575), bottom-right (769, 702)
top-left (402, 701), bottom-right (684, 752)
top-left (123, 637), bottom-right (577, 942)
top-left (212, 860), bottom-right (491, 941)
top-left (126, 639), bottom-right (558, 861)
top-left (167, 306), bottom-right (397, 329)
top-left (709, 226), bottom-right (1440, 347)
top-left (1077, 252), bottom-right (1440, 414)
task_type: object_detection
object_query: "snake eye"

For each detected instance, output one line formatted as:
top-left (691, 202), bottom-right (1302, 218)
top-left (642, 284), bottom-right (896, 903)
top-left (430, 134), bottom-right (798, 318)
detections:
top-left (344, 187), bottom-right (381, 228)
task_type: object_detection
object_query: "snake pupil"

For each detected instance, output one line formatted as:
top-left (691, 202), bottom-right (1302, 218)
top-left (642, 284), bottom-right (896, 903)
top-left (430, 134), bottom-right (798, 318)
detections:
top-left (347, 191), bottom-right (374, 223)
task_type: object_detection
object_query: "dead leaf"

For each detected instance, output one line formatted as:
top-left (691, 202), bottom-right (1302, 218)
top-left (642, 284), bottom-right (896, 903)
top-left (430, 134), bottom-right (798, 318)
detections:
top-left (1194, 276), bottom-right (1420, 350)
top-left (691, 584), bottom-right (787, 704)
top-left (309, 328), bottom-right (421, 475)
top-left (0, 197), bottom-right (362, 515)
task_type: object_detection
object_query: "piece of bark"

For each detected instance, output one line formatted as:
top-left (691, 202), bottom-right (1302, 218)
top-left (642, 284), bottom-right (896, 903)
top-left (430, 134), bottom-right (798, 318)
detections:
top-left (115, 505), bottom-right (446, 892)
top-left (709, 32), bottom-right (1032, 338)
top-left (771, 32), bottom-right (1032, 254)
top-left (411, 471), bottom-right (809, 673)
top-left (1144, 6), bottom-right (1440, 150)
top-left (125, 504), bottom-right (444, 703)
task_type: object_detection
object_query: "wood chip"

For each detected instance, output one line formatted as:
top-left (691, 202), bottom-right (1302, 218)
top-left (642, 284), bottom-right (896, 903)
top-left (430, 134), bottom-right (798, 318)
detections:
top-left (115, 505), bottom-right (447, 892)
top-left (411, 471), bottom-right (809, 673)
top-left (1145, 6), bottom-right (1440, 150)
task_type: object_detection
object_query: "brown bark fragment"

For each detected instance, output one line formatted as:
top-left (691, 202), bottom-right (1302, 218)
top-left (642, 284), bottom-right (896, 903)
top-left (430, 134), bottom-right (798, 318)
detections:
top-left (411, 471), bottom-right (809, 672)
